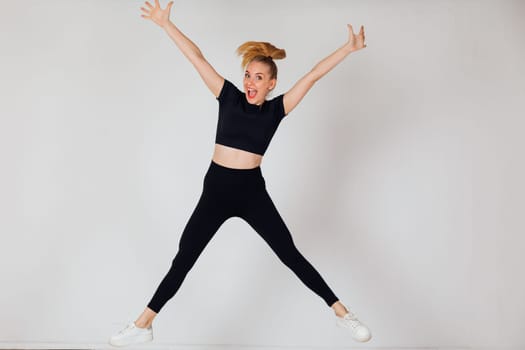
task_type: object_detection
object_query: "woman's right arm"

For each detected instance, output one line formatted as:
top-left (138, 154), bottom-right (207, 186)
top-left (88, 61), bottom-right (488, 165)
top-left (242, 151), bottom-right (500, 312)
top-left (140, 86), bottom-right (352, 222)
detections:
top-left (140, 0), bottom-right (224, 97)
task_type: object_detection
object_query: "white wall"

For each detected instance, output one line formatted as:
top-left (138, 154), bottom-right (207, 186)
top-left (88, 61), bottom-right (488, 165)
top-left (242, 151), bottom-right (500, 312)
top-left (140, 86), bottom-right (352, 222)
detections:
top-left (1, 0), bottom-right (524, 349)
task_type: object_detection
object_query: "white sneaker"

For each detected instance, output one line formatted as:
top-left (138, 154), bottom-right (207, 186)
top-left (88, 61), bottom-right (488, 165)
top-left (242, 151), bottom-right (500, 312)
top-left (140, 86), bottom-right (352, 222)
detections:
top-left (335, 306), bottom-right (372, 342)
top-left (109, 322), bottom-right (153, 347)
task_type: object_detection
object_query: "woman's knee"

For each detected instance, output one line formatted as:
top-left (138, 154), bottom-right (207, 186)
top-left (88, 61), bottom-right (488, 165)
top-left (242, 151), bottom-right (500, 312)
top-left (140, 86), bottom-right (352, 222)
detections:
top-left (273, 244), bottom-right (304, 267)
top-left (170, 247), bottom-right (202, 271)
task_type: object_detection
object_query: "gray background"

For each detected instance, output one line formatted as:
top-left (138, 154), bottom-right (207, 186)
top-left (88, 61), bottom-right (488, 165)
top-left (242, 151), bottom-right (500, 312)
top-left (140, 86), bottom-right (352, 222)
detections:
top-left (1, 0), bottom-right (524, 349)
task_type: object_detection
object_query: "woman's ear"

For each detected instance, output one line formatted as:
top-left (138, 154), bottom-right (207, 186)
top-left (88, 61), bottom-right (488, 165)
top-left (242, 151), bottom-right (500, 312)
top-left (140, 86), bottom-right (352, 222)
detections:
top-left (268, 78), bottom-right (277, 91)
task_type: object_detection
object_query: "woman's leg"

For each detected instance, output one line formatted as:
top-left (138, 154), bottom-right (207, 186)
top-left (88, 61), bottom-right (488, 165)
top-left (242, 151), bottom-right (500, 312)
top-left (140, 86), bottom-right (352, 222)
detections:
top-left (145, 185), bottom-right (230, 316)
top-left (134, 307), bottom-right (157, 328)
top-left (110, 180), bottom-right (230, 345)
top-left (240, 186), bottom-right (340, 308)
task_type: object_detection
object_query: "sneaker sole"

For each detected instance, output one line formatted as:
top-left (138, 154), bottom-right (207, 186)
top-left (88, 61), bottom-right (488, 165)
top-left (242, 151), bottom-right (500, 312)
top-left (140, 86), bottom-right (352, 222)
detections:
top-left (336, 320), bottom-right (372, 342)
top-left (109, 333), bottom-right (153, 347)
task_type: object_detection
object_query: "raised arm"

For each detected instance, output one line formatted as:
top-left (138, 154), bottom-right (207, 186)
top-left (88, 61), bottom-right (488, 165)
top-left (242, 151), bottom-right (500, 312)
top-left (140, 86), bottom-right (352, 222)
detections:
top-left (140, 0), bottom-right (224, 97)
top-left (283, 24), bottom-right (366, 115)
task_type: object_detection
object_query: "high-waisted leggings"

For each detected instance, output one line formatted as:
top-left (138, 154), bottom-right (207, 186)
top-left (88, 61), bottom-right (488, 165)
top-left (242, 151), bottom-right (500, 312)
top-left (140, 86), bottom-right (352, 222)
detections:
top-left (147, 160), bottom-right (339, 313)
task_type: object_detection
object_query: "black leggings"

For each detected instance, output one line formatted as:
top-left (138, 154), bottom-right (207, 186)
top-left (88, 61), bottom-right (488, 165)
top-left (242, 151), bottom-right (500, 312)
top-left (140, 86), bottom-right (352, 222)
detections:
top-left (147, 160), bottom-right (339, 312)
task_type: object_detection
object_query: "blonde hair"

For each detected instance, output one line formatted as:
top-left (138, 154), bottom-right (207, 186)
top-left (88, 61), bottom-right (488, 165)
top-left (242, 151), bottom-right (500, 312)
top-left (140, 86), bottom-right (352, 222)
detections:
top-left (236, 41), bottom-right (286, 79)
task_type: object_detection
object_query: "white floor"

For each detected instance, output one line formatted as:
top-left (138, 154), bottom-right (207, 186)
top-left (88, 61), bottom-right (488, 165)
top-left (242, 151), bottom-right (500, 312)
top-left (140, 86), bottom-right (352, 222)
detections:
top-left (0, 344), bottom-right (522, 350)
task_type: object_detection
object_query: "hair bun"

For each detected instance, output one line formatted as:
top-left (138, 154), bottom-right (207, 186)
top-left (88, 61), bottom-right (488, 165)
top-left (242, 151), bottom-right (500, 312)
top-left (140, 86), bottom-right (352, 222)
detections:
top-left (236, 41), bottom-right (286, 69)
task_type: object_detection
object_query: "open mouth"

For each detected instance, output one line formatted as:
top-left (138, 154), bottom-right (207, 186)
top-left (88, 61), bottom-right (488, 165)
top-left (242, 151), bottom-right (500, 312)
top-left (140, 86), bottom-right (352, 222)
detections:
top-left (247, 88), bottom-right (257, 99)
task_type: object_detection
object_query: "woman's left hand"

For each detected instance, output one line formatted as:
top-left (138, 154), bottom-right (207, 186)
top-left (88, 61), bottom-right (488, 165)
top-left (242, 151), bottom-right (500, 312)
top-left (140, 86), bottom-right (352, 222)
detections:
top-left (346, 24), bottom-right (367, 52)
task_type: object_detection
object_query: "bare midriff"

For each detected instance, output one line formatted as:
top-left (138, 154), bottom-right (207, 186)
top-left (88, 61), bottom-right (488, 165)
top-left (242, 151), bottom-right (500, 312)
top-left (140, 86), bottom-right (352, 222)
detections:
top-left (212, 144), bottom-right (263, 169)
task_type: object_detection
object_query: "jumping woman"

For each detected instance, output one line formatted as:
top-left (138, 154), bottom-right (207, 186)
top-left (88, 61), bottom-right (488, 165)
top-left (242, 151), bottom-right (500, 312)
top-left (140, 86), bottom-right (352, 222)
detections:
top-left (109, 0), bottom-right (370, 345)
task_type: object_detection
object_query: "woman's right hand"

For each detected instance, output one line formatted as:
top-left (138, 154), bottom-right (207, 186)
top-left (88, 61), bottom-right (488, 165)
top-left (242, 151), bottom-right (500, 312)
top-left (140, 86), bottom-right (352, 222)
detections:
top-left (140, 0), bottom-right (174, 28)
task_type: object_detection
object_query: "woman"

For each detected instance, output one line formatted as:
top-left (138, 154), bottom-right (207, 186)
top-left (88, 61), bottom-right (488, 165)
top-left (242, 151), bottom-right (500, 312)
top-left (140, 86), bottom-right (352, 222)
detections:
top-left (110, 0), bottom-right (370, 346)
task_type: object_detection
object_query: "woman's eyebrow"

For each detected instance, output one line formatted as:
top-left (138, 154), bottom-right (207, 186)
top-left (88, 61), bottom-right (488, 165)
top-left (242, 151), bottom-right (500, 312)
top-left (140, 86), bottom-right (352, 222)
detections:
top-left (245, 70), bottom-right (265, 76)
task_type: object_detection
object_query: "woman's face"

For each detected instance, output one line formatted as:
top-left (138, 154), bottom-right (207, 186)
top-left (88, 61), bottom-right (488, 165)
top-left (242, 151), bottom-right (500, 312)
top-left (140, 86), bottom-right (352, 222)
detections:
top-left (243, 60), bottom-right (276, 106)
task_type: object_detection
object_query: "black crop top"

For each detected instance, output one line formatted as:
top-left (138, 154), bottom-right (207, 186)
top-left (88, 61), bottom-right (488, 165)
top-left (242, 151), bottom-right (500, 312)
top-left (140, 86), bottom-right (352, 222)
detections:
top-left (215, 79), bottom-right (287, 156)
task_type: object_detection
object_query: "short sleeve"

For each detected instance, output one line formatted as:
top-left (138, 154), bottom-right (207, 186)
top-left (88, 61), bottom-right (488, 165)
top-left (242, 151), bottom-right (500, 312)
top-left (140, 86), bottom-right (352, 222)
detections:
top-left (217, 79), bottom-right (242, 103)
top-left (273, 94), bottom-right (287, 120)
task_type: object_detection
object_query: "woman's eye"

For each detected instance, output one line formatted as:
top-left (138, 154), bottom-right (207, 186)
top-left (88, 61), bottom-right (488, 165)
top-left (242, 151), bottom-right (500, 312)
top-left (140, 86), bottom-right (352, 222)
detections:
top-left (245, 73), bottom-right (249, 78)
top-left (256, 76), bottom-right (262, 80)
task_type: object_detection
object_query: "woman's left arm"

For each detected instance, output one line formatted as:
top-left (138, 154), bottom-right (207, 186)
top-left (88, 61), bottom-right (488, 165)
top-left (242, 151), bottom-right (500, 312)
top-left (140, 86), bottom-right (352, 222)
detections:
top-left (283, 24), bottom-right (366, 115)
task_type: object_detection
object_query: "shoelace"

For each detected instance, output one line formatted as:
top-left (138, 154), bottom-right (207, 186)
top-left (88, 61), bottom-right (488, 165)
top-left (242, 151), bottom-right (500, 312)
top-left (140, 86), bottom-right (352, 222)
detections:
top-left (342, 313), bottom-right (362, 329)
top-left (118, 323), bottom-right (136, 334)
